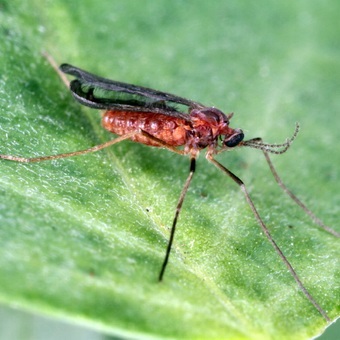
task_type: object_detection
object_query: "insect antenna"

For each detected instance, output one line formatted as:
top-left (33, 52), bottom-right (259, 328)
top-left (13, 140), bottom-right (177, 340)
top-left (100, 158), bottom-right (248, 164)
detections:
top-left (241, 122), bottom-right (339, 237)
top-left (242, 123), bottom-right (300, 154)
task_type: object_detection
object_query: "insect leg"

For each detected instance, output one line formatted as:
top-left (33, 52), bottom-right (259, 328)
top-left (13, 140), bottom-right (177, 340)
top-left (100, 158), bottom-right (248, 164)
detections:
top-left (137, 131), bottom-right (186, 155)
top-left (0, 132), bottom-right (139, 163)
top-left (261, 149), bottom-right (339, 237)
top-left (0, 128), bottom-right (188, 163)
top-left (159, 156), bottom-right (196, 281)
top-left (206, 153), bottom-right (330, 322)
top-left (42, 51), bottom-right (70, 87)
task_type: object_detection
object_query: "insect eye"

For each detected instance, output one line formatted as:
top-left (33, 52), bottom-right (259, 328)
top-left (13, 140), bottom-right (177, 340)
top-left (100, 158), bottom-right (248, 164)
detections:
top-left (224, 130), bottom-right (244, 147)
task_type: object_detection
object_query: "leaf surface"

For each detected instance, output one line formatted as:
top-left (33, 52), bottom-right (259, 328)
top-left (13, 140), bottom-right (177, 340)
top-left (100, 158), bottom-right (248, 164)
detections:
top-left (0, 1), bottom-right (339, 339)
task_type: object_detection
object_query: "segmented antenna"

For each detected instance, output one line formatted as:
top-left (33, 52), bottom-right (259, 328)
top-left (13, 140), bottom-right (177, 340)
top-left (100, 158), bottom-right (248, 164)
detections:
top-left (242, 123), bottom-right (300, 154)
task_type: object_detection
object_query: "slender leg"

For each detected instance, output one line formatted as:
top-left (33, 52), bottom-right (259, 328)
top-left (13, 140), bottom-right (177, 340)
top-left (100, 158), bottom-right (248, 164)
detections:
top-left (0, 132), bottom-right (139, 163)
top-left (138, 131), bottom-right (185, 156)
top-left (0, 128), bottom-right (188, 163)
top-left (159, 157), bottom-right (196, 281)
top-left (206, 153), bottom-right (330, 322)
top-left (262, 150), bottom-right (339, 238)
top-left (42, 51), bottom-right (70, 87)
top-left (241, 135), bottom-right (338, 237)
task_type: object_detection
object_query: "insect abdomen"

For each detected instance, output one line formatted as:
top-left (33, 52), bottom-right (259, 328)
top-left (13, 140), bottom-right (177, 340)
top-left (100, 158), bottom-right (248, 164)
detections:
top-left (103, 111), bottom-right (191, 147)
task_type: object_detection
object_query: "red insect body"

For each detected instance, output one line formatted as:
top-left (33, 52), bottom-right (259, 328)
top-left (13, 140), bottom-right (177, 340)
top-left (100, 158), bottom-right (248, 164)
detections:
top-left (103, 110), bottom-right (191, 147)
top-left (103, 107), bottom-right (241, 153)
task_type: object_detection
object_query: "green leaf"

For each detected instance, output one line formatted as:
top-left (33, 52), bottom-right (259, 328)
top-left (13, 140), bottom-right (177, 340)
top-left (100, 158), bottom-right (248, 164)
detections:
top-left (0, 1), bottom-right (339, 339)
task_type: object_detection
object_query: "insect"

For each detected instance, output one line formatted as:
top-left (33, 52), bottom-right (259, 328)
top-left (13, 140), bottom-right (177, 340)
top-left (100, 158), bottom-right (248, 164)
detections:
top-left (1, 60), bottom-right (338, 322)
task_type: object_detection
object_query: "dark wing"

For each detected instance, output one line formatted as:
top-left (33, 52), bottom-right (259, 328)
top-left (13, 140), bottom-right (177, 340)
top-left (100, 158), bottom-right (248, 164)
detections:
top-left (60, 64), bottom-right (205, 120)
